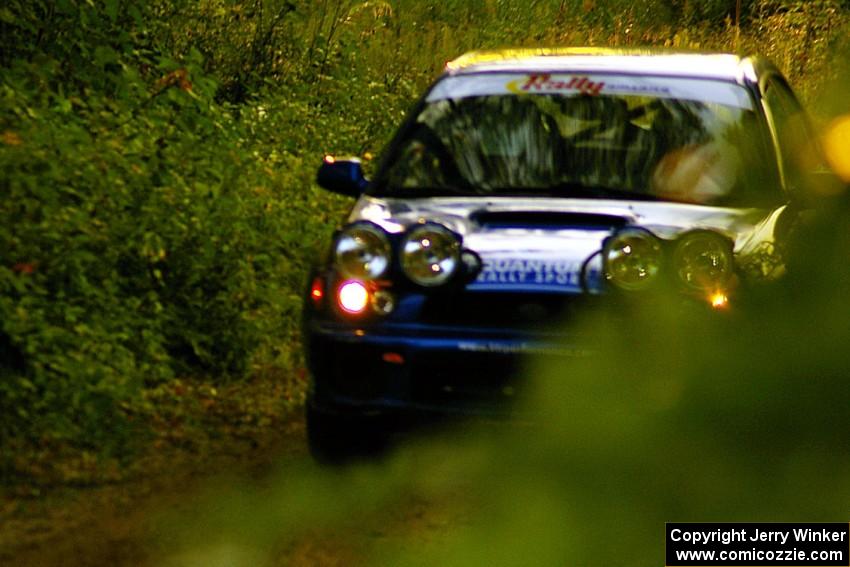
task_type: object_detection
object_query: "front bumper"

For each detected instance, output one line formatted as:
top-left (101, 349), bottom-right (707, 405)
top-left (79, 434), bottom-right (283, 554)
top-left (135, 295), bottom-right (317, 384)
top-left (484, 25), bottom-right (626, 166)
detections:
top-left (306, 320), bottom-right (592, 419)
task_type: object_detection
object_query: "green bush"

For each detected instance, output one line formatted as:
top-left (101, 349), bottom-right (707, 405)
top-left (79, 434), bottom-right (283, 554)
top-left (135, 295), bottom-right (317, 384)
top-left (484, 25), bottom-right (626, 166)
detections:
top-left (0, 1), bottom-right (351, 465)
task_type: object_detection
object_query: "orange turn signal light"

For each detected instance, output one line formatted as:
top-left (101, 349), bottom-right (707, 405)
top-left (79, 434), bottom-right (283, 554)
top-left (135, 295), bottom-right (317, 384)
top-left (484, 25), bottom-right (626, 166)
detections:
top-left (710, 292), bottom-right (729, 309)
top-left (310, 277), bottom-right (324, 305)
top-left (382, 352), bottom-right (405, 365)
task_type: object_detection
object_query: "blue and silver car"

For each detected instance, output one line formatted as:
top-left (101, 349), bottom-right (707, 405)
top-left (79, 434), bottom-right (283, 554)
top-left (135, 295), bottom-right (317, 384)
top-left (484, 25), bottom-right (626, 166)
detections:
top-left (304, 48), bottom-right (820, 458)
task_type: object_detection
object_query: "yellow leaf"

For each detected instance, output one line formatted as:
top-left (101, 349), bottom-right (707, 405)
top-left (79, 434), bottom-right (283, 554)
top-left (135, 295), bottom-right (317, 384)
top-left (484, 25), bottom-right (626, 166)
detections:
top-left (1, 131), bottom-right (22, 146)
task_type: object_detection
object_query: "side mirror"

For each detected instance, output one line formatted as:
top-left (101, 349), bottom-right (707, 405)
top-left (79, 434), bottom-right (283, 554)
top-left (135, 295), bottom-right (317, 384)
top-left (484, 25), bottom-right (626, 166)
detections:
top-left (316, 156), bottom-right (368, 197)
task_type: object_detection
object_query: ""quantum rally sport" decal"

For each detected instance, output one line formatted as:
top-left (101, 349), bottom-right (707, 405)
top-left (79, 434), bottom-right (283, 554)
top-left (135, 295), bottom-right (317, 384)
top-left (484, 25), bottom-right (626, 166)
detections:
top-left (426, 73), bottom-right (753, 110)
top-left (470, 257), bottom-right (603, 292)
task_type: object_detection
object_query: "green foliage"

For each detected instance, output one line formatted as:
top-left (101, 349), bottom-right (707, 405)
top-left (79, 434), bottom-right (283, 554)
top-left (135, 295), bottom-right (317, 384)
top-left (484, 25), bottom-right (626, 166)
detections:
top-left (0, 1), bottom-right (351, 468)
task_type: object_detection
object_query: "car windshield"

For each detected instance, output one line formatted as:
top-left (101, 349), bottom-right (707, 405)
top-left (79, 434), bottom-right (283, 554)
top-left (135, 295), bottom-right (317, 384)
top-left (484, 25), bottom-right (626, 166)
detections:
top-left (375, 73), bottom-right (775, 206)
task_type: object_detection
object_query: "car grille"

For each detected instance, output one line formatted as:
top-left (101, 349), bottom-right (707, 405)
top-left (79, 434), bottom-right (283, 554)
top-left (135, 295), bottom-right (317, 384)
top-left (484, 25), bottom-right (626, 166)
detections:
top-left (408, 349), bottom-right (521, 410)
top-left (420, 291), bottom-right (603, 330)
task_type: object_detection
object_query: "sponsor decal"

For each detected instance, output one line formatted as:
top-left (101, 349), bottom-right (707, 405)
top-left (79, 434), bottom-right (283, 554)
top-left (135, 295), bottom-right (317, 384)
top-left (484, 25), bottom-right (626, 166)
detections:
top-left (506, 74), bottom-right (605, 96)
top-left (458, 341), bottom-right (594, 357)
top-left (475, 258), bottom-right (588, 287)
top-left (426, 73), bottom-right (752, 110)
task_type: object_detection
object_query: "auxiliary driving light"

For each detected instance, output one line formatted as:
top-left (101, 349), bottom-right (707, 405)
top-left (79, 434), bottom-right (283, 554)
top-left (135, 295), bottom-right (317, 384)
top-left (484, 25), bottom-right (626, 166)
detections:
top-left (674, 231), bottom-right (734, 291)
top-left (603, 228), bottom-right (663, 291)
top-left (401, 223), bottom-right (462, 287)
top-left (334, 222), bottom-right (391, 280)
top-left (371, 290), bottom-right (396, 315)
top-left (338, 280), bottom-right (369, 314)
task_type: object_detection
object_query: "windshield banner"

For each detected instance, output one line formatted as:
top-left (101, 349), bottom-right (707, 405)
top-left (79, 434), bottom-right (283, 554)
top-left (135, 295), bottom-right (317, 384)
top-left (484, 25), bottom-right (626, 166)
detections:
top-left (427, 73), bottom-right (753, 110)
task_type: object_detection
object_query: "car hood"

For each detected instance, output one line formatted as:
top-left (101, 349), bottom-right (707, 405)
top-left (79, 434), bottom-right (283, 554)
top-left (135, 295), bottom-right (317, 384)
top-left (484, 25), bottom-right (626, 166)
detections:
top-left (348, 196), bottom-right (781, 293)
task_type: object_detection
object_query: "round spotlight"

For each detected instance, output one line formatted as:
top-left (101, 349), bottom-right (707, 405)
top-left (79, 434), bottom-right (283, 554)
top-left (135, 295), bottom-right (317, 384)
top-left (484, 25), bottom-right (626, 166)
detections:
top-left (338, 280), bottom-right (369, 314)
top-left (401, 223), bottom-right (462, 287)
top-left (603, 228), bottom-right (663, 291)
top-left (334, 223), bottom-right (391, 281)
top-left (673, 231), bottom-right (734, 291)
top-left (371, 290), bottom-right (396, 315)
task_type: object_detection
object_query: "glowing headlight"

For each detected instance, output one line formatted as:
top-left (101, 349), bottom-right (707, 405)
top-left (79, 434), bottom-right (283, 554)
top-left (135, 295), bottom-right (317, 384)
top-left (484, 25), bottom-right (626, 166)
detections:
top-left (334, 223), bottom-right (391, 280)
top-left (338, 280), bottom-right (369, 314)
top-left (673, 231), bottom-right (734, 290)
top-left (603, 228), bottom-right (663, 291)
top-left (401, 223), bottom-right (461, 287)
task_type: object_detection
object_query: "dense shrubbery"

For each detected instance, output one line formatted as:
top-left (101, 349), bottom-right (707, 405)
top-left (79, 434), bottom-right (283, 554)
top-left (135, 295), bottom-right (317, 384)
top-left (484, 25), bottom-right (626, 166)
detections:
top-left (1, 0), bottom-right (848, 476)
top-left (0, 1), bottom-right (352, 466)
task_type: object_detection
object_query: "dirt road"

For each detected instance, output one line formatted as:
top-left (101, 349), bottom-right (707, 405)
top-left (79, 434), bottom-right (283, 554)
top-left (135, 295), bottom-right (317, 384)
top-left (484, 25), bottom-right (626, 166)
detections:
top-left (0, 412), bottom-right (304, 566)
top-left (0, 410), bottom-right (468, 567)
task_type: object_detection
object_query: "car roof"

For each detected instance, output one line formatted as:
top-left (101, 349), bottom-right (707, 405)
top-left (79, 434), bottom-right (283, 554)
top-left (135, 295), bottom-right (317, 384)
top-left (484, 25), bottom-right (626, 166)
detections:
top-left (445, 48), bottom-right (766, 85)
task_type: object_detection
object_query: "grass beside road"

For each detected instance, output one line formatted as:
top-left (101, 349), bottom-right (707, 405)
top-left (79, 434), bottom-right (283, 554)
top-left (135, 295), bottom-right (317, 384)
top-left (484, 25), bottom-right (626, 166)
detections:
top-left (0, 372), bottom-right (305, 565)
top-left (2, 370), bottom-right (305, 490)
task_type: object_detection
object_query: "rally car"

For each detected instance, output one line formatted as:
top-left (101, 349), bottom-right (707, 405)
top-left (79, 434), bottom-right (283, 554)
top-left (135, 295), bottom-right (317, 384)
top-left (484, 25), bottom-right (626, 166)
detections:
top-left (303, 48), bottom-right (820, 459)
